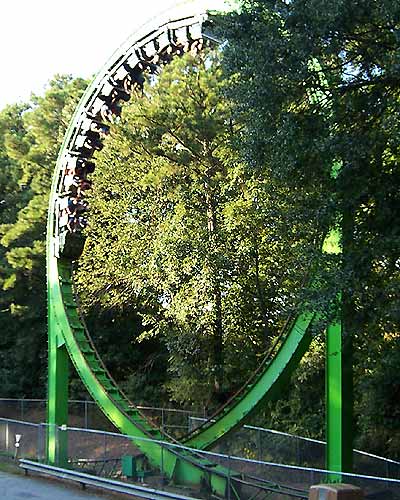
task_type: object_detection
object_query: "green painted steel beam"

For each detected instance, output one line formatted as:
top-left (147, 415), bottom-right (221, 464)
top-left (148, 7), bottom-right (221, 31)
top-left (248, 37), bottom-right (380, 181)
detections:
top-left (326, 320), bottom-right (342, 476)
top-left (324, 161), bottom-right (353, 476)
top-left (48, 256), bottom-right (233, 495)
top-left (326, 318), bottom-right (352, 477)
top-left (185, 312), bottom-right (315, 450)
top-left (46, 339), bottom-right (69, 466)
top-left (326, 315), bottom-right (353, 476)
top-left (46, 148), bottom-right (70, 466)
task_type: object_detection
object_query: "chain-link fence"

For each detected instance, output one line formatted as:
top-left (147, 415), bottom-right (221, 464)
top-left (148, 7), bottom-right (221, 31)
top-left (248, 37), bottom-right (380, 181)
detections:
top-left (128, 405), bottom-right (207, 438)
top-left (37, 424), bottom-right (400, 499)
top-left (0, 398), bottom-right (205, 435)
top-left (0, 398), bottom-right (117, 429)
top-left (63, 427), bottom-right (400, 499)
top-left (2, 399), bottom-right (400, 484)
top-left (0, 417), bottom-right (47, 462)
top-left (1, 417), bottom-right (400, 499)
top-left (190, 417), bottom-right (400, 480)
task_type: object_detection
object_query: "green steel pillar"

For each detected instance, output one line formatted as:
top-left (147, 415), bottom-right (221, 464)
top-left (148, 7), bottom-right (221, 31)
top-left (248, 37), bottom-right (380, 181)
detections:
top-left (47, 314), bottom-right (69, 466)
top-left (47, 251), bottom-right (69, 466)
top-left (324, 172), bottom-right (354, 475)
top-left (326, 317), bottom-right (353, 475)
top-left (46, 162), bottom-right (70, 466)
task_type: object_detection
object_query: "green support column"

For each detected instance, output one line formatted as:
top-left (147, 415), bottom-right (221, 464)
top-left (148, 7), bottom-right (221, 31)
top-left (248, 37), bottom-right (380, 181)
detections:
top-left (323, 175), bottom-right (354, 476)
top-left (326, 316), bottom-right (353, 476)
top-left (47, 306), bottom-right (69, 466)
top-left (47, 175), bottom-right (69, 466)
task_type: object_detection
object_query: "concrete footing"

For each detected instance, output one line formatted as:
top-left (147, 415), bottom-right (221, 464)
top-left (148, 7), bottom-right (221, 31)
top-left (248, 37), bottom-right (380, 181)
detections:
top-left (309, 483), bottom-right (363, 499)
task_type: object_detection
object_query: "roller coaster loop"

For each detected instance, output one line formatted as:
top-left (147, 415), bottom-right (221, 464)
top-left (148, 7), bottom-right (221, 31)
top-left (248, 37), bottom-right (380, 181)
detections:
top-left (47, 1), bottom-right (353, 497)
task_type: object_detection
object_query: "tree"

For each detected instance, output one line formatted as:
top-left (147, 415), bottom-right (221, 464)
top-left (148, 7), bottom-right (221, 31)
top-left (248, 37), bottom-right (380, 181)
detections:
top-left (0, 75), bottom-right (87, 396)
top-left (217, 0), bottom-right (400, 455)
top-left (76, 50), bottom-right (310, 409)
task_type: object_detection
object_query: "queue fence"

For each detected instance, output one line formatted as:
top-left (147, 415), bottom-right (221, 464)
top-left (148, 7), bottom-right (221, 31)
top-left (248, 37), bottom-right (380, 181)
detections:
top-left (1, 398), bottom-right (400, 482)
top-left (1, 417), bottom-right (400, 499)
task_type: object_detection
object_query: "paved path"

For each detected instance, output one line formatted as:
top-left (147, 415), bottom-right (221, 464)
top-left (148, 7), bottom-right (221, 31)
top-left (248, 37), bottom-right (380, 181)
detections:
top-left (0, 470), bottom-right (114, 500)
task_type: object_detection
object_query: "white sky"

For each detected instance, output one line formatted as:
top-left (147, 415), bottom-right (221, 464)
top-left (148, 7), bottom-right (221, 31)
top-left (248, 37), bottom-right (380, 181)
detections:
top-left (0, 0), bottom-right (228, 110)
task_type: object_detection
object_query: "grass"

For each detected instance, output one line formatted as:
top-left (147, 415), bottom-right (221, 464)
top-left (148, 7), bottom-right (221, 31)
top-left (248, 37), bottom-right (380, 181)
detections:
top-left (0, 458), bottom-right (23, 475)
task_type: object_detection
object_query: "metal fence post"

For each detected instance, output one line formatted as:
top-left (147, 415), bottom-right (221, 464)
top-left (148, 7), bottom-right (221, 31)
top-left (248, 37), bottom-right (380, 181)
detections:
top-left (55, 425), bottom-right (58, 465)
top-left (257, 428), bottom-right (262, 462)
top-left (161, 444), bottom-right (164, 487)
top-left (296, 436), bottom-right (301, 465)
top-left (6, 421), bottom-right (9, 455)
top-left (37, 424), bottom-right (41, 461)
top-left (42, 423), bottom-right (46, 462)
top-left (227, 454), bottom-right (231, 500)
top-left (85, 400), bottom-right (88, 429)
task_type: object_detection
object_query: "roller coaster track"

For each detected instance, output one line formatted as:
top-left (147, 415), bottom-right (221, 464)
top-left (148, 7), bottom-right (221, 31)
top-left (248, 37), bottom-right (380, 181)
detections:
top-left (47, 2), bottom-right (318, 497)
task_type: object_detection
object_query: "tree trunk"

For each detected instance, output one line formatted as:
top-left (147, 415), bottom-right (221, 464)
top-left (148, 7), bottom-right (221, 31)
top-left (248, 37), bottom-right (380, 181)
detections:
top-left (253, 244), bottom-right (272, 348)
top-left (205, 185), bottom-right (223, 394)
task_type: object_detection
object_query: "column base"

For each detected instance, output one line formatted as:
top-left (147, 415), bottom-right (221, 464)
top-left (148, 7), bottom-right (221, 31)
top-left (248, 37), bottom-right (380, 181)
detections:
top-left (309, 483), bottom-right (363, 499)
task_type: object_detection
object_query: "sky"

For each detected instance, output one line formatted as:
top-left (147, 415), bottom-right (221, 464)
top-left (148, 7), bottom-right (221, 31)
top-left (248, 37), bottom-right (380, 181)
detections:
top-left (0, 0), bottom-right (228, 110)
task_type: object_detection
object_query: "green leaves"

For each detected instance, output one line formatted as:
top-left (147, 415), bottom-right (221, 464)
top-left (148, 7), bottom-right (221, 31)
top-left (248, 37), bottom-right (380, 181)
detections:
top-left (76, 50), bottom-right (302, 408)
top-left (0, 75), bottom-right (87, 397)
top-left (218, 0), bottom-right (400, 455)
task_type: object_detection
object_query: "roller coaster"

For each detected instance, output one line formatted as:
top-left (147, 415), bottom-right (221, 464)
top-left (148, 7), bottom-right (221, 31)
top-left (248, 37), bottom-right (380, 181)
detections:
top-left (47, 2), bottom-right (351, 497)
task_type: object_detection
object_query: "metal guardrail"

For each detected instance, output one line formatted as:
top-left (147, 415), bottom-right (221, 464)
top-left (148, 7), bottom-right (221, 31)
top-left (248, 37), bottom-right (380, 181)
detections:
top-left (20, 459), bottom-right (202, 500)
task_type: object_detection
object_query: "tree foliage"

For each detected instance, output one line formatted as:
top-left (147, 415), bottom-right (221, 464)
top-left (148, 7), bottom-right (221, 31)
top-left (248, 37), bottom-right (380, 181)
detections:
top-left (0, 75), bottom-right (87, 396)
top-left (217, 0), bottom-right (400, 455)
top-left (76, 51), bottom-right (309, 409)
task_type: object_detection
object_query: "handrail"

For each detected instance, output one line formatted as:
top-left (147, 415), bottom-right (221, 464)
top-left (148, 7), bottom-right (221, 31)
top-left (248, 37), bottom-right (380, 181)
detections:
top-left (19, 460), bottom-right (202, 500)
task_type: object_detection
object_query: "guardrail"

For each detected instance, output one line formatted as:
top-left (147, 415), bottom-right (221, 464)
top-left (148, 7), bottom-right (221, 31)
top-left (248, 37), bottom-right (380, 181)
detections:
top-left (20, 459), bottom-right (202, 500)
